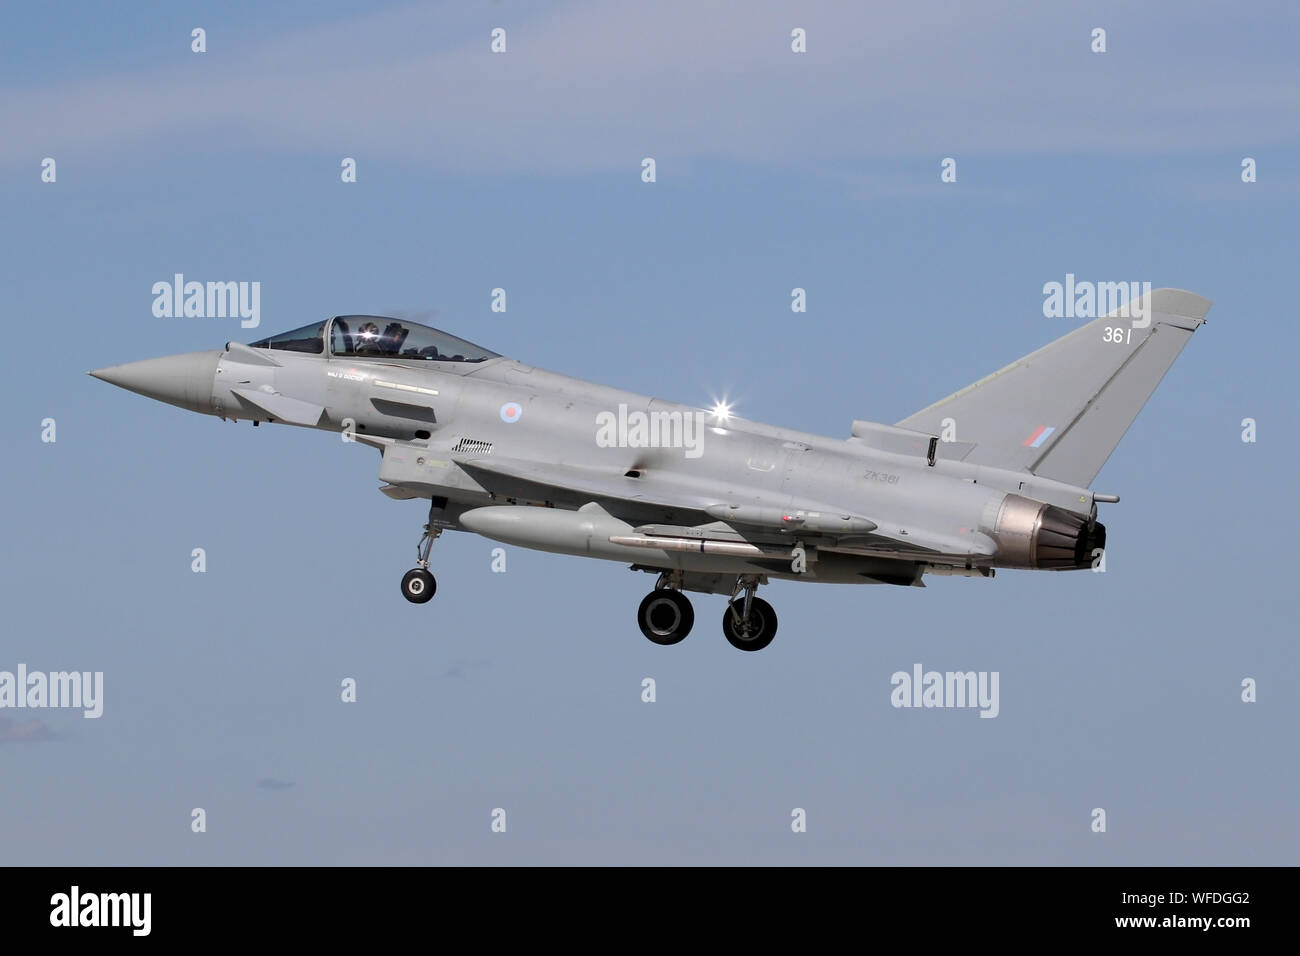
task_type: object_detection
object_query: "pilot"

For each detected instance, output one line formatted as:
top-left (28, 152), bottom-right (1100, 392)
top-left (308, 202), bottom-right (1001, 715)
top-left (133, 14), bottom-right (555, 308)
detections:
top-left (382, 322), bottom-right (409, 356)
top-left (355, 321), bottom-right (382, 354)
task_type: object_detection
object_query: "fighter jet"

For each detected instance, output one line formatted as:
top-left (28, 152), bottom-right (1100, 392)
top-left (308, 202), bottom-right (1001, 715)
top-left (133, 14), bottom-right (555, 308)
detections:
top-left (90, 289), bottom-right (1210, 651)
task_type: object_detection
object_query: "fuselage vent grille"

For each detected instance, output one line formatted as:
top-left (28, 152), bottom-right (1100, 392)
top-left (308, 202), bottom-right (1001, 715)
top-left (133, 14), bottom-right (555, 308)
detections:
top-left (453, 437), bottom-right (493, 455)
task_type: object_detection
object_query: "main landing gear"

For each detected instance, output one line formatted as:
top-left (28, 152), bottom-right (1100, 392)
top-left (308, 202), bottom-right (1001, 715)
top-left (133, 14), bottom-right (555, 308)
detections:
top-left (721, 576), bottom-right (777, 652)
top-left (400, 500), bottom-right (443, 604)
top-left (637, 574), bottom-right (695, 645)
top-left (636, 574), bottom-right (778, 652)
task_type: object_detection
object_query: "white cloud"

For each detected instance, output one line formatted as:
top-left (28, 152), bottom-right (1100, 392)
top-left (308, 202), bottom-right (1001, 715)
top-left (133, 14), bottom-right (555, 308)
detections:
top-left (5, 0), bottom-right (1298, 172)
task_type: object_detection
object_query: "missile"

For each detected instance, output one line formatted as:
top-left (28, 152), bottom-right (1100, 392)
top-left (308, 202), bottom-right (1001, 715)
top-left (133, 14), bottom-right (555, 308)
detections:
top-left (607, 534), bottom-right (793, 559)
top-left (704, 503), bottom-right (876, 534)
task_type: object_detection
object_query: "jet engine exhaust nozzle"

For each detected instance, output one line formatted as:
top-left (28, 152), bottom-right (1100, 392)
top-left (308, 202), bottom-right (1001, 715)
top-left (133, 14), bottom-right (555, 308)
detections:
top-left (992, 493), bottom-right (1106, 570)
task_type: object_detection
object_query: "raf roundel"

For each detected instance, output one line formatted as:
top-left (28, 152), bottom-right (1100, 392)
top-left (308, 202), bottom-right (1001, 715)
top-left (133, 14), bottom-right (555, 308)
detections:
top-left (500, 402), bottom-right (523, 424)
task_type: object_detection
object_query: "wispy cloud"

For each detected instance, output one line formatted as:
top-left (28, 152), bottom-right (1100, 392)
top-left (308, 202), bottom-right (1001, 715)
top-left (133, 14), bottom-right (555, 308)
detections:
top-left (1154, 175), bottom-right (1300, 201)
top-left (441, 658), bottom-right (491, 680)
top-left (0, 715), bottom-right (56, 743)
top-left (5, 1), bottom-right (1298, 173)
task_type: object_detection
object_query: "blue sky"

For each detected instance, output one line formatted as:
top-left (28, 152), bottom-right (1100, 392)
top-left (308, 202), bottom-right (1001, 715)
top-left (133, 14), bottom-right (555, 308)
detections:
top-left (2, 0), bottom-right (1296, 864)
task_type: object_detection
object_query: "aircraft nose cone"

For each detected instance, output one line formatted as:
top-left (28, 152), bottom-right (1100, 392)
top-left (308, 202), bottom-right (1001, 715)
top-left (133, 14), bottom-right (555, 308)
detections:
top-left (89, 350), bottom-right (222, 414)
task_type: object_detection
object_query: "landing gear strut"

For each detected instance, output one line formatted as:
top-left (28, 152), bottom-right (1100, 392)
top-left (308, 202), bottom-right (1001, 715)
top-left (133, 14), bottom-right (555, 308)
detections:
top-left (400, 499), bottom-right (444, 604)
top-left (636, 571), bottom-right (694, 645)
top-left (722, 576), bottom-right (777, 651)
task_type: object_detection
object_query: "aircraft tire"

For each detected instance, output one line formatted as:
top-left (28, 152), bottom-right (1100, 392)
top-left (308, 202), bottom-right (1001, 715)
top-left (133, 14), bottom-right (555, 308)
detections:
top-left (401, 568), bottom-right (437, 604)
top-left (637, 590), bottom-right (694, 645)
top-left (722, 597), bottom-right (777, 651)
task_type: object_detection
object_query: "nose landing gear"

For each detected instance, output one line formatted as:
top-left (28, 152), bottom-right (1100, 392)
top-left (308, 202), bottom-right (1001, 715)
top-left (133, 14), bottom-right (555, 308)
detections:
top-left (400, 498), bottom-right (445, 605)
top-left (401, 567), bottom-right (436, 603)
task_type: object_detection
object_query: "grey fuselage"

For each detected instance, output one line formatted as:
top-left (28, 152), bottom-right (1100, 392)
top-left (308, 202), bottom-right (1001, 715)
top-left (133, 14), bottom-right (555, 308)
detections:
top-left (182, 337), bottom-right (1105, 590)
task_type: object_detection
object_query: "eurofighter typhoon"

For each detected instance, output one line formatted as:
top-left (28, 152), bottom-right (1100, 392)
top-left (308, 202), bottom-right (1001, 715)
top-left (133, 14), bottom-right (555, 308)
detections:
top-left (91, 289), bottom-right (1211, 651)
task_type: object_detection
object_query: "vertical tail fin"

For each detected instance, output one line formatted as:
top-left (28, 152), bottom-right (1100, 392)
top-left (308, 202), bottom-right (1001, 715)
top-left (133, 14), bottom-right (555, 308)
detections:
top-left (895, 288), bottom-right (1211, 486)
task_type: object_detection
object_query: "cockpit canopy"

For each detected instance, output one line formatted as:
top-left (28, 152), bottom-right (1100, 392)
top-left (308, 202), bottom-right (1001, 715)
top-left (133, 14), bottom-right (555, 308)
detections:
top-left (249, 316), bottom-right (500, 363)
